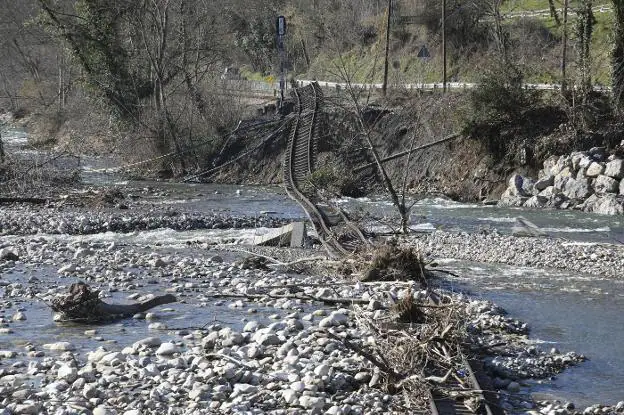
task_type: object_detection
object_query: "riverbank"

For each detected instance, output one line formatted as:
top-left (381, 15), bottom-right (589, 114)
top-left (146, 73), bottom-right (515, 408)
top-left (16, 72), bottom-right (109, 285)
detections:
top-left (0, 227), bottom-right (587, 414)
top-left (1, 198), bottom-right (624, 413)
top-left (415, 230), bottom-right (624, 279)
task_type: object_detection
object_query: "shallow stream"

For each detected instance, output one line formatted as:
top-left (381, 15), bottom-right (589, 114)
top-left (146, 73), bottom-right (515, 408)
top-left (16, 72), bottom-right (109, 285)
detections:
top-left (1, 125), bottom-right (623, 407)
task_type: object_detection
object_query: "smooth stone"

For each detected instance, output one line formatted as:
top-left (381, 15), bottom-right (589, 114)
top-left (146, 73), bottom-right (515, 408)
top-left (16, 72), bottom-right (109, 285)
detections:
top-left (314, 364), bottom-right (330, 377)
top-left (133, 337), bottom-right (162, 348)
top-left (290, 381), bottom-right (306, 392)
top-left (233, 383), bottom-right (258, 394)
top-left (93, 406), bottom-right (116, 415)
top-left (12, 312), bottom-right (26, 321)
top-left (243, 321), bottom-right (263, 333)
top-left (282, 389), bottom-right (299, 405)
top-left (43, 342), bottom-right (75, 351)
top-left (507, 381), bottom-right (521, 393)
top-left (57, 364), bottom-right (78, 383)
top-left (156, 342), bottom-right (179, 355)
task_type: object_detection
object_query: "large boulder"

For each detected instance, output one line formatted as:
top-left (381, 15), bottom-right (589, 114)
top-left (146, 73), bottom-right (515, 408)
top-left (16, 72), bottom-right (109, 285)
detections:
top-left (534, 175), bottom-right (554, 191)
top-left (586, 162), bottom-right (605, 177)
top-left (581, 194), bottom-right (624, 215)
top-left (593, 175), bottom-right (619, 194)
top-left (571, 152), bottom-right (584, 170)
top-left (498, 188), bottom-right (528, 207)
top-left (544, 193), bottom-right (568, 209)
top-left (506, 174), bottom-right (533, 196)
top-left (541, 155), bottom-right (560, 178)
top-left (524, 195), bottom-right (548, 208)
top-left (604, 159), bottom-right (624, 180)
top-left (553, 173), bottom-right (572, 191)
top-left (562, 177), bottom-right (593, 200)
top-left (578, 154), bottom-right (593, 169)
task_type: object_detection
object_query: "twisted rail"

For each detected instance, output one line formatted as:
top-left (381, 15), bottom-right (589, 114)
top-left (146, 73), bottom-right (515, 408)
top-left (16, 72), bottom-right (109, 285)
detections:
top-left (283, 82), bottom-right (368, 258)
top-left (430, 357), bottom-right (502, 415)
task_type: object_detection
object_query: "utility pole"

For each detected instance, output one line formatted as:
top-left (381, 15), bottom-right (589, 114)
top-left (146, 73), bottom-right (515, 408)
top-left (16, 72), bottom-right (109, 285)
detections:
top-left (561, 0), bottom-right (568, 92)
top-left (382, 0), bottom-right (392, 97)
top-left (277, 16), bottom-right (287, 109)
top-left (442, 0), bottom-right (447, 93)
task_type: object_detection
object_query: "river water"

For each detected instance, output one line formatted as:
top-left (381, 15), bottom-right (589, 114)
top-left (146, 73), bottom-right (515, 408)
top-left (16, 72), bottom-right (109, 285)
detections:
top-left (1, 126), bottom-right (623, 407)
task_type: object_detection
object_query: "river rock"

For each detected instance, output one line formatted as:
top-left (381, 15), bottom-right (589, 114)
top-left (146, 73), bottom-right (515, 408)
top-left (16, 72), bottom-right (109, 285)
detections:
top-left (43, 342), bottom-right (75, 351)
top-left (12, 311), bottom-right (26, 321)
top-left (299, 395), bottom-right (325, 410)
top-left (319, 311), bottom-right (348, 327)
top-left (243, 321), bottom-right (263, 333)
top-left (13, 403), bottom-right (41, 414)
top-left (73, 248), bottom-right (93, 259)
top-left (541, 155), bottom-right (559, 177)
top-left (58, 264), bottom-right (77, 274)
top-left (561, 177), bottom-right (593, 200)
top-left (57, 364), bottom-right (78, 383)
top-left (253, 331), bottom-right (281, 346)
top-left (282, 389), bottom-right (299, 405)
top-left (523, 195), bottom-right (547, 208)
top-left (93, 406), bottom-right (116, 415)
top-left (586, 162), bottom-right (605, 177)
top-left (83, 384), bottom-right (98, 399)
top-left (605, 159), bottom-right (624, 179)
top-left (581, 194), bottom-right (624, 215)
top-left (133, 337), bottom-right (162, 348)
top-left (155, 342), bottom-right (179, 355)
top-left (534, 175), bottom-right (554, 191)
top-left (593, 175), bottom-right (619, 194)
top-left (0, 248), bottom-right (18, 261)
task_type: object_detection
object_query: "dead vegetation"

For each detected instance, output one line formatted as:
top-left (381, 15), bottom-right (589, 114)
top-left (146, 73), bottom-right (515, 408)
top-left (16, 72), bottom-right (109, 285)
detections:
top-left (327, 289), bottom-right (486, 411)
top-left (340, 243), bottom-right (431, 286)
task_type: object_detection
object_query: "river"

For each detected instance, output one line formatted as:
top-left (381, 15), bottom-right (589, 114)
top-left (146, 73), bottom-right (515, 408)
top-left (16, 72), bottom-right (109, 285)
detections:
top-left (1, 125), bottom-right (623, 408)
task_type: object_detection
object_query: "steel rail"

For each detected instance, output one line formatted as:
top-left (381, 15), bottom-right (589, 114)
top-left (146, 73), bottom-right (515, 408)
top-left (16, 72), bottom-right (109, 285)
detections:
top-left (283, 84), bottom-right (349, 258)
top-left (430, 357), bottom-right (503, 415)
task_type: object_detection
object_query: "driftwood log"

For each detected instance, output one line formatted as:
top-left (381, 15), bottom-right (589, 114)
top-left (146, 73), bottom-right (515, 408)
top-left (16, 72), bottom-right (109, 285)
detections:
top-left (51, 282), bottom-right (177, 323)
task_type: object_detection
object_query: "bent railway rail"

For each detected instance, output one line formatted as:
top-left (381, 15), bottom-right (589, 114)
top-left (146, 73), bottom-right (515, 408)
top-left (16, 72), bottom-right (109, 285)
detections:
top-left (430, 357), bottom-right (502, 415)
top-left (283, 82), bottom-right (368, 258)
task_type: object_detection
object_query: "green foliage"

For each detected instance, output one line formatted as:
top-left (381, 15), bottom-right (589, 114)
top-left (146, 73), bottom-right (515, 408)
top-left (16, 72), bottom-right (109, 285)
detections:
top-left (463, 59), bottom-right (540, 156)
top-left (467, 60), bottom-right (538, 124)
top-left (613, 0), bottom-right (624, 110)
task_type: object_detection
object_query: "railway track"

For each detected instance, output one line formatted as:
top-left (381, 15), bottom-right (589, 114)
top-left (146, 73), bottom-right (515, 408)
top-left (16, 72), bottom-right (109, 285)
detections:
top-left (283, 82), bottom-right (368, 258)
top-left (430, 358), bottom-right (503, 415)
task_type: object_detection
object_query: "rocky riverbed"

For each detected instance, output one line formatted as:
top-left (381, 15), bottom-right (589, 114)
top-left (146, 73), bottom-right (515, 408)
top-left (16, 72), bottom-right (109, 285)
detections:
top-left (0, 202), bottom-right (623, 414)
top-left (415, 230), bottom-right (624, 279)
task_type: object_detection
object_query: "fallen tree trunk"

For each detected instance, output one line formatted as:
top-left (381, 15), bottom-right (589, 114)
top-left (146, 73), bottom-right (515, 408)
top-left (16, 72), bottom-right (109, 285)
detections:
top-left (50, 282), bottom-right (177, 322)
top-left (0, 197), bottom-right (48, 204)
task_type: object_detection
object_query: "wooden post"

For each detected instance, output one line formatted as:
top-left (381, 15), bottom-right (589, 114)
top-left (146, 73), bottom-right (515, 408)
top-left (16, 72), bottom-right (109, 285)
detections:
top-left (561, 0), bottom-right (568, 92)
top-left (382, 0), bottom-right (392, 97)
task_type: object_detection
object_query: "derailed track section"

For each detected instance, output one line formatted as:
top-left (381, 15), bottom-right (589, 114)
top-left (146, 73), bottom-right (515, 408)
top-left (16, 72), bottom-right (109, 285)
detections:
top-left (283, 82), bottom-right (369, 258)
top-left (430, 358), bottom-right (502, 415)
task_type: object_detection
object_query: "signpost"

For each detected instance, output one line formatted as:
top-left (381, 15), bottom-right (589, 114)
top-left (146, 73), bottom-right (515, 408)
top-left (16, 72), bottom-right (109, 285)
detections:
top-left (277, 16), bottom-right (286, 108)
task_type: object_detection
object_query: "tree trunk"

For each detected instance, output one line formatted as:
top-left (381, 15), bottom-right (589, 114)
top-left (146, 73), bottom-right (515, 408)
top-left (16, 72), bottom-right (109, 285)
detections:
top-left (51, 282), bottom-right (177, 322)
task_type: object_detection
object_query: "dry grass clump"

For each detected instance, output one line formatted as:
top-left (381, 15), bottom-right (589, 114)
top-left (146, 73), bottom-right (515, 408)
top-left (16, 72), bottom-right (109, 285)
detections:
top-left (358, 244), bottom-right (429, 286)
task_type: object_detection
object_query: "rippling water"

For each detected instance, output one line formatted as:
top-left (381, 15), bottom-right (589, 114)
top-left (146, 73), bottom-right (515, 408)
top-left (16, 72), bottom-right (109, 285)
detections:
top-left (438, 260), bottom-right (624, 406)
top-left (2, 126), bottom-right (624, 407)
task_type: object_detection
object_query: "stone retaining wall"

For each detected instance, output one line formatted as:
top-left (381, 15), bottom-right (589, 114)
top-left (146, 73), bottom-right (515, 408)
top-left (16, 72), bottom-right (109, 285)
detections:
top-left (499, 144), bottom-right (624, 215)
